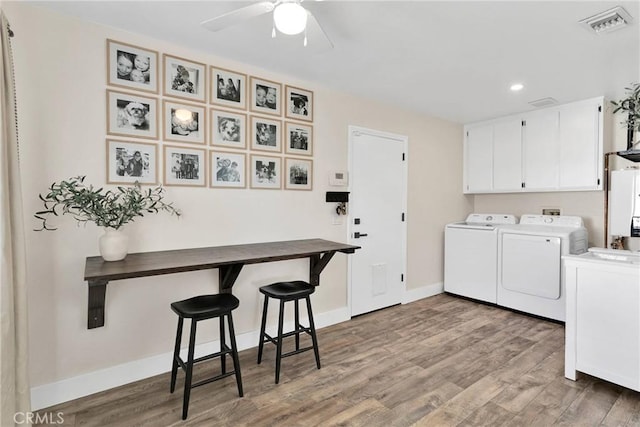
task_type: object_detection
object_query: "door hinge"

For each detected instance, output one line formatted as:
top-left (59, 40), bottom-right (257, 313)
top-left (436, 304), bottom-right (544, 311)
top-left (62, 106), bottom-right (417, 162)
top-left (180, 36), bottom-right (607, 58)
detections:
top-left (521, 182), bottom-right (526, 188)
top-left (522, 120), bottom-right (526, 126)
top-left (597, 178), bottom-right (601, 186)
top-left (598, 105), bottom-right (602, 112)
top-left (466, 131), bottom-right (469, 137)
top-left (401, 274), bottom-right (404, 282)
top-left (402, 153), bottom-right (406, 161)
top-left (402, 212), bottom-right (405, 222)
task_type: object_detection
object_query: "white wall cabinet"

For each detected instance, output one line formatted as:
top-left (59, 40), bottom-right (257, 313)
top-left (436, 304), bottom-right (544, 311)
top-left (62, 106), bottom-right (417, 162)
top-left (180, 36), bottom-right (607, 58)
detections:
top-left (463, 97), bottom-right (603, 194)
top-left (464, 117), bottom-right (522, 193)
top-left (465, 124), bottom-right (494, 193)
top-left (522, 109), bottom-right (560, 191)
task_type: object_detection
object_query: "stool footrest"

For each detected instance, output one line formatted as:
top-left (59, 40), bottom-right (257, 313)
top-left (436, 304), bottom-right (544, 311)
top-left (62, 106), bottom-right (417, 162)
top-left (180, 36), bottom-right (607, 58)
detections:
top-left (192, 371), bottom-right (237, 389)
top-left (282, 346), bottom-right (314, 358)
top-left (175, 343), bottom-right (232, 369)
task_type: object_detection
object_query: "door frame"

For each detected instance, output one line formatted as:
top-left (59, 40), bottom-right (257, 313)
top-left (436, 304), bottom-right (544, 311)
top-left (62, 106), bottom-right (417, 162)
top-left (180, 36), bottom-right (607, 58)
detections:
top-left (347, 125), bottom-right (408, 316)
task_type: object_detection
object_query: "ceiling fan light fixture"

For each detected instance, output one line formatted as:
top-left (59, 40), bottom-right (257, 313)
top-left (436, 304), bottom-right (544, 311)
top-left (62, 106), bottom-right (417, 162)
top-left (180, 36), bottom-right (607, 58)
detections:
top-left (273, 2), bottom-right (308, 35)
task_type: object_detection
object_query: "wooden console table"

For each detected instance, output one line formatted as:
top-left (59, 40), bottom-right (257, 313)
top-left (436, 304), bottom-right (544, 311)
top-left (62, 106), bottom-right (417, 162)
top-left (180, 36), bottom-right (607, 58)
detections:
top-left (84, 238), bottom-right (360, 329)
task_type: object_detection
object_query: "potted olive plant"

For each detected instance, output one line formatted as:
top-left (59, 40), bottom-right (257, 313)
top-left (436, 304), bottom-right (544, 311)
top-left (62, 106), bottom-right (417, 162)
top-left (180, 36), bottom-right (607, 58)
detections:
top-left (35, 176), bottom-right (181, 261)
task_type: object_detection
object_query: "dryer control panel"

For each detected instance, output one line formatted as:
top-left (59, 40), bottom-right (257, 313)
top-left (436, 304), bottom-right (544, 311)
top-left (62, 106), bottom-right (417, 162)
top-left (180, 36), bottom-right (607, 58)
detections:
top-left (519, 215), bottom-right (584, 228)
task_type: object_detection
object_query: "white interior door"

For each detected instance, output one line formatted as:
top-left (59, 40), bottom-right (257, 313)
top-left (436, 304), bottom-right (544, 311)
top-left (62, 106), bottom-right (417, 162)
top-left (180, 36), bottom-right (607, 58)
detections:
top-left (348, 126), bottom-right (407, 316)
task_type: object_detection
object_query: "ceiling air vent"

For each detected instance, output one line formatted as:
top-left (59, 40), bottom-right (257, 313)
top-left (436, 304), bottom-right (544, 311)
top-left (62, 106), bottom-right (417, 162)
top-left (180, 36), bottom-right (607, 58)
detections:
top-left (528, 97), bottom-right (558, 108)
top-left (579, 6), bottom-right (633, 34)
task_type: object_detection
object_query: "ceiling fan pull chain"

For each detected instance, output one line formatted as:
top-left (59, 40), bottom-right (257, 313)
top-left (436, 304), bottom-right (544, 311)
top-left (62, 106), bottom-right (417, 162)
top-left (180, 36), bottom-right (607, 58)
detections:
top-left (272, 14), bottom-right (276, 38)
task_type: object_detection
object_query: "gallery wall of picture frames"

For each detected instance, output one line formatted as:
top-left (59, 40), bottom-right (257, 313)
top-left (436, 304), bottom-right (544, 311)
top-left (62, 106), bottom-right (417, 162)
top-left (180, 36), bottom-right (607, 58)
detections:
top-left (105, 38), bottom-right (315, 191)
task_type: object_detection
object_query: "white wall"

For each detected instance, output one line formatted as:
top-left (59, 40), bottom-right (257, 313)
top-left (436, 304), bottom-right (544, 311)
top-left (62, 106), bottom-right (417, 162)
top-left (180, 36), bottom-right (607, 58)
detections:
top-left (3, 2), bottom-right (468, 406)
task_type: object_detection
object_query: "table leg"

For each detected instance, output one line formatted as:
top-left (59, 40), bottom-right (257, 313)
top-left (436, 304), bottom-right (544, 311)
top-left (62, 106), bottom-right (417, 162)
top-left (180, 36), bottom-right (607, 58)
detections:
top-left (309, 251), bottom-right (336, 286)
top-left (219, 264), bottom-right (244, 293)
top-left (88, 279), bottom-right (108, 329)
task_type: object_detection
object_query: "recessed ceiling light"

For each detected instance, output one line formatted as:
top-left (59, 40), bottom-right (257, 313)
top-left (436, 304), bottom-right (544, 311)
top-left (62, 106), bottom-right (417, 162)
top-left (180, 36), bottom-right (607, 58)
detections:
top-left (510, 83), bottom-right (524, 92)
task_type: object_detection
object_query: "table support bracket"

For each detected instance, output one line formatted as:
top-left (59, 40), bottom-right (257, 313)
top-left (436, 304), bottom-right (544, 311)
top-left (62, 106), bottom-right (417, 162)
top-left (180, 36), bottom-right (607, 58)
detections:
top-left (88, 279), bottom-right (108, 329)
top-left (309, 251), bottom-right (336, 286)
top-left (219, 264), bottom-right (244, 293)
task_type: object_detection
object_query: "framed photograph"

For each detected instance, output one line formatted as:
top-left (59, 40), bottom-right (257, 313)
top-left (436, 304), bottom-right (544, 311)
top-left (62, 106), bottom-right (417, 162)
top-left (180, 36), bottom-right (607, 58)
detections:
top-left (163, 145), bottom-right (207, 187)
top-left (285, 85), bottom-right (313, 122)
top-left (250, 116), bottom-right (282, 153)
top-left (107, 39), bottom-right (158, 93)
top-left (210, 66), bottom-right (246, 110)
top-left (163, 100), bottom-right (206, 145)
top-left (210, 109), bottom-right (247, 149)
top-left (250, 76), bottom-right (282, 116)
top-left (106, 139), bottom-right (158, 185)
top-left (210, 150), bottom-right (246, 188)
top-left (250, 154), bottom-right (281, 189)
top-left (163, 54), bottom-right (206, 102)
top-left (285, 158), bottom-right (313, 190)
top-left (107, 90), bottom-right (158, 140)
top-left (284, 122), bottom-right (313, 156)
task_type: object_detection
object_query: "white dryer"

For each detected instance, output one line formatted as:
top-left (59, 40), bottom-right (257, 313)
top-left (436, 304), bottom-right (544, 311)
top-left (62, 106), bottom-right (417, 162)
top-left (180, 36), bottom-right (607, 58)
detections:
top-left (497, 215), bottom-right (588, 321)
top-left (445, 214), bottom-right (518, 304)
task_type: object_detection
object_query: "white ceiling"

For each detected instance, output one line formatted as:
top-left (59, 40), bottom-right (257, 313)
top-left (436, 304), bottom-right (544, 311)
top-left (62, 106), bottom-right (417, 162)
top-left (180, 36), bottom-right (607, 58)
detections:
top-left (29, 0), bottom-right (640, 124)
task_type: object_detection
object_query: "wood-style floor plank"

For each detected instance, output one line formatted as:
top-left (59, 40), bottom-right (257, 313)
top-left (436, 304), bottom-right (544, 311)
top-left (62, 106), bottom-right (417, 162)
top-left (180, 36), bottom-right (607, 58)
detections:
top-left (35, 294), bottom-right (640, 426)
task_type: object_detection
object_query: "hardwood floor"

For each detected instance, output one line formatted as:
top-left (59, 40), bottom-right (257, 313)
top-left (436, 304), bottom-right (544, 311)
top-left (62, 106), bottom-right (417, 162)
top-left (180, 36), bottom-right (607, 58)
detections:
top-left (36, 294), bottom-right (640, 426)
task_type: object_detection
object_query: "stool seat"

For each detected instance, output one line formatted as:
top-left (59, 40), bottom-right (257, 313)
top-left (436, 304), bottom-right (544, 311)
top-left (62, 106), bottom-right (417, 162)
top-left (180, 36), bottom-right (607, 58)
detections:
top-left (171, 294), bottom-right (239, 319)
top-left (259, 281), bottom-right (315, 300)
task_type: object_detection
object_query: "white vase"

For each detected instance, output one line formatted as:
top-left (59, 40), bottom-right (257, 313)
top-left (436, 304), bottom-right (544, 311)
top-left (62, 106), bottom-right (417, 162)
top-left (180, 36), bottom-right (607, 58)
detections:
top-left (99, 228), bottom-right (129, 261)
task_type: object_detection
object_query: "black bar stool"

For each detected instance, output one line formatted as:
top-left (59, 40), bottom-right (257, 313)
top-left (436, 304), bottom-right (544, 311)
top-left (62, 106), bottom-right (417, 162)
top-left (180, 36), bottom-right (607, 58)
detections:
top-left (170, 294), bottom-right (243, 420)
top-left (257, 280), bottom-right (321, 384)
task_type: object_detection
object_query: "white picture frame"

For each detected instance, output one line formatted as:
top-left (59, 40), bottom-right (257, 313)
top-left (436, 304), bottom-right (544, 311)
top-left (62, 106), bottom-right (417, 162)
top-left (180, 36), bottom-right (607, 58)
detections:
top-left (163, 54), bottom-right (207, 102)
top-left (250, 154), bottom-right (281, 189)
top-left (210, 66), bottom-right (247, 110)
top-left (250, 115), bottom-right (282, 153)
top-left (285, 85), bottom-right (313, 122)
top-left (210, 109), bottom-right (247, 149)
top-left (163, 100), bottom-right (206, 145)
top-left (106, 139), bottom-right (158, 185)
top-left (250, 76), bottom-right (282, 116)
top-left (285, 157), bottom-right (313, 190)
top-left (163, 145), bottom-right (207, 187)
top-left (107, 90), bottom-right (158, 140)
top-left (107, 39), bottom-right (158, 93)
top-left (210, 150), bottom-right (246, 188)
top-left (284, 122), bottom-right (313, 156)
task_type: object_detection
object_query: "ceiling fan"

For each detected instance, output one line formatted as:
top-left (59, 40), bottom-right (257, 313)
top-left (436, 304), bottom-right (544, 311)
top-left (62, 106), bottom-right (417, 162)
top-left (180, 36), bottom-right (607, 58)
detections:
top-left (201, 0), bottom-right (333, 49)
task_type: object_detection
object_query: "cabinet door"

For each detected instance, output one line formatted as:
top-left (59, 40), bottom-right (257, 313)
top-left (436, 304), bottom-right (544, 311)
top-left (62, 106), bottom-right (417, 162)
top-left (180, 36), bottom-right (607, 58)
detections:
top-left (523, 110), bottom-right (559, 191)
top-left (493, 119), bottom-right (523, 191)
top-left (559, 99), bottom-right (602, 190)
top-left (576, 268), bottom-right (640, 390)
top-left (464, 124), bottom-right (493, 193)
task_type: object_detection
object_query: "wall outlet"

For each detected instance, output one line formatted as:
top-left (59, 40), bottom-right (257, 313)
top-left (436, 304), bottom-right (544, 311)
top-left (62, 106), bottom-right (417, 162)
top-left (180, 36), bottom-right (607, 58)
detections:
top-left (542, 208), bottom-right (561, 216)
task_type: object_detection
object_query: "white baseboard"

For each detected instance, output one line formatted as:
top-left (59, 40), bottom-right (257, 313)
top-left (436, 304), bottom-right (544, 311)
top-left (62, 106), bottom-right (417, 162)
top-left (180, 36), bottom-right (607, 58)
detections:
top-left (30, 306), bottom-right (350, 411)
top-left (402, 282), bottom-right (444, 304)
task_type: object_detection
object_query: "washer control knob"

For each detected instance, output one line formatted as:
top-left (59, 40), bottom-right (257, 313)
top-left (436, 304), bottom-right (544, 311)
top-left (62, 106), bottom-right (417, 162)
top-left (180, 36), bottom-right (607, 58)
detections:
top-left (544, 217), bottom-right (553, 223)
top-left (486, 215), bottom-right (493, 221)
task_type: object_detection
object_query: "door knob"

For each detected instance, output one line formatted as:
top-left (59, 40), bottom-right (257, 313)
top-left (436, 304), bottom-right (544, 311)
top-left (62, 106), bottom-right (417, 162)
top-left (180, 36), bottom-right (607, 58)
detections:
top-left (354, 232), bottom-right (368, 238)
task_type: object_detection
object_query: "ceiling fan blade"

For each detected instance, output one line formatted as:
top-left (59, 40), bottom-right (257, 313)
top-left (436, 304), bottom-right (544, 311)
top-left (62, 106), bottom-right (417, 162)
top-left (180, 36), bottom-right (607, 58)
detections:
top-left (201, 2), bottom-right (275, 32)
top-left (306, 10), bottom-right (334, 51)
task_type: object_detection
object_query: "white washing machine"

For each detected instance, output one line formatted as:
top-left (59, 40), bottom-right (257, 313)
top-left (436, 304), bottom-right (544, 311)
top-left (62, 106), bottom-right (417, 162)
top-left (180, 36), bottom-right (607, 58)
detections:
top-left (497, 215), bottom-right (588, 321)
top-left (445, 213), bottom-right (518, 304)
